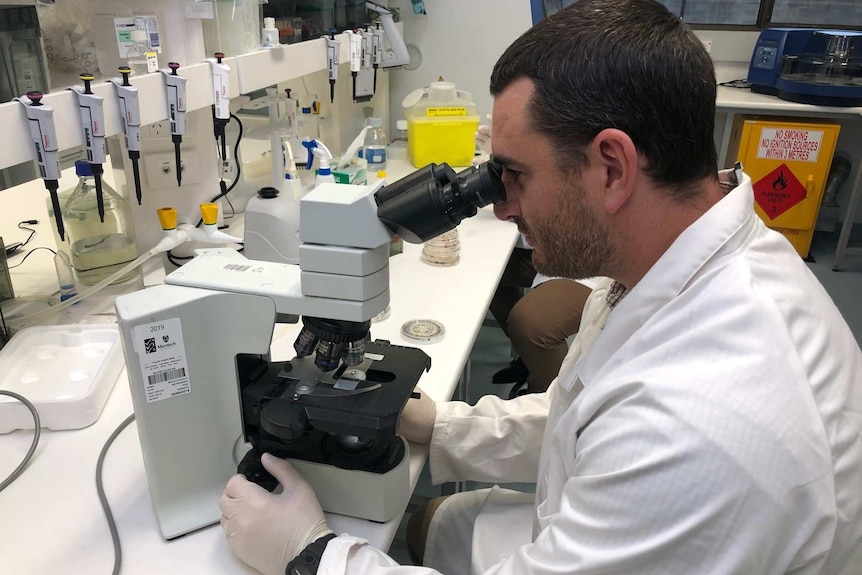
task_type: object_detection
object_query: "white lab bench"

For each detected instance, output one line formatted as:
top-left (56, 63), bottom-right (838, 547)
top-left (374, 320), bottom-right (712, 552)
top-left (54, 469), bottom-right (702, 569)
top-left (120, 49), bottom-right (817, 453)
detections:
top-left (0, 149), bottom-right (519, 574)
top-left (715, 86), bottom-right (862, 270)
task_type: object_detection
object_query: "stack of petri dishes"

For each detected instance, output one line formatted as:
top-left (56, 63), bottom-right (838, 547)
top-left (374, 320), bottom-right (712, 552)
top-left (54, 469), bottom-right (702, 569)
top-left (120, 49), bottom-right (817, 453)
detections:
top-left (421, 229), bottom-right (460, 266)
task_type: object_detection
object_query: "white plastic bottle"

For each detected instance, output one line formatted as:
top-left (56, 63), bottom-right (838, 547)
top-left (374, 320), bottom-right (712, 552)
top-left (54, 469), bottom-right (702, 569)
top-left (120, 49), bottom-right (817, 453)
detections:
top-left (364, 117), bottom-right (387, 171)
top-left (262, 17), bottom-right (279, 48)
top-left (126, 29), bottom-right (152, 77)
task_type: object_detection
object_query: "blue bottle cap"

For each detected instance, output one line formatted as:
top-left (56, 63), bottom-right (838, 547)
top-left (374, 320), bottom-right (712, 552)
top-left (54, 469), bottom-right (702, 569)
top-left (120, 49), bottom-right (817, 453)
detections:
top-left (75, 160), bottom-right (93, 177)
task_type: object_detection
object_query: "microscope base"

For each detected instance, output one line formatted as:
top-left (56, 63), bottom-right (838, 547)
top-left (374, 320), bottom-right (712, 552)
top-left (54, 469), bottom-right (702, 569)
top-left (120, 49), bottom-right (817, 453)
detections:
top-left (290, 436), bottom-right (411, 523)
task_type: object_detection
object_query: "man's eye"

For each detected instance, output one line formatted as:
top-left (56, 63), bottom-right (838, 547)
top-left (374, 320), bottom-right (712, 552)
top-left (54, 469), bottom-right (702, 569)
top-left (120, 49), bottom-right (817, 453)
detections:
top-left (504, 167), bottom-right (522, 181)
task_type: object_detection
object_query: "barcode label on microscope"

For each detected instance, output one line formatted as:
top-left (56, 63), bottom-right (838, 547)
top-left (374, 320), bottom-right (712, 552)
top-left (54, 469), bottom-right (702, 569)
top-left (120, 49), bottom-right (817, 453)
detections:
top-left (133, 318), bottom-right (192, 403)
top-left (224, 263), bottom-right (251, 272)
top-left (148, 367), bottom-right (186, 385)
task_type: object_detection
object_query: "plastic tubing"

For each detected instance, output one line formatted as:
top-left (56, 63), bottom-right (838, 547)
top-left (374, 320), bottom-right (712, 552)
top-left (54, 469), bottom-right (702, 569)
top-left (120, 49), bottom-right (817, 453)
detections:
top-left (11, 223), bottom-right (241, 326)
top-left (10, 246), bottom-right (163, 326)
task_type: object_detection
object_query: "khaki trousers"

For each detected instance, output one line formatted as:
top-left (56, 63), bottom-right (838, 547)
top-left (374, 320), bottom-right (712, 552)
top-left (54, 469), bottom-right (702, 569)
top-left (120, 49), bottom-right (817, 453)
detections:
top-left (489, 248), bottom-right (591, 393)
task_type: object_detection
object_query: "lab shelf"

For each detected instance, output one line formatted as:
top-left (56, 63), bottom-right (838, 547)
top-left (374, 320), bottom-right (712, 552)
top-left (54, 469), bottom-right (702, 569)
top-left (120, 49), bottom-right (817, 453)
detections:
top-left (0, 34), bottom-right (353, 173)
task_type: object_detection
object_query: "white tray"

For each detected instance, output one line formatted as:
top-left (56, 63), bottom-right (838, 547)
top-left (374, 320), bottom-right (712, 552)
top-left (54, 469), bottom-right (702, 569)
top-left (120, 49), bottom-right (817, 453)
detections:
top-left (0, 324), bottom-right (123, 432)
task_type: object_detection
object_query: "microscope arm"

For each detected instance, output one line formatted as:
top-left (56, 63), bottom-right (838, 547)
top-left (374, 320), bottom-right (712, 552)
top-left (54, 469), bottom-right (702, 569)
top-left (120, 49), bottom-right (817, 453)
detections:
top-left (165, 180), bottom-right (394, 322)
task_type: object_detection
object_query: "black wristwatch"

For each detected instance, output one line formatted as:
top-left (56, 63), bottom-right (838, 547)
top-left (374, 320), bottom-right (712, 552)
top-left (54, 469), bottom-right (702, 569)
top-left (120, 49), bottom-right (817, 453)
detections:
top-left (285, 533), bottom-right (337, 575)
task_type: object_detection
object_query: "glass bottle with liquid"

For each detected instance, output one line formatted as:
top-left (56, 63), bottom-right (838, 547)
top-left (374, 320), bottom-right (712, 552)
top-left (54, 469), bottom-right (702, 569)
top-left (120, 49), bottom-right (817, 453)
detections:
top-left (364, 117), bottom-right (388, 172)
top-left (62, 160), bottom-right (140, 286)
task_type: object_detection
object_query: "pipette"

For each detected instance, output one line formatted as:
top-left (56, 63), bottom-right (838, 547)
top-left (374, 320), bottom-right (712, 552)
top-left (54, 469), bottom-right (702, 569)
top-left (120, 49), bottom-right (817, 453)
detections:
top-left (162, 62), bottom-right (187, 186)
top-left (365, 2), bottom-right (410, 69)
top-left (347, 29), bottom-right (362, 103)
top-left (207, 52), bottom-right (231, 167)
top-left (368, 24), bottom-right (381, 93)
top-left (16, 91), bottom-right (65, 241)
top-left (326, 32), bottom-right (340, 104)
top-left (111, 66), bottom-right (144, 205)
top-left (70, 73), bottom-right (108, 222)
top-left (361, 26), bottom-right (374, 93)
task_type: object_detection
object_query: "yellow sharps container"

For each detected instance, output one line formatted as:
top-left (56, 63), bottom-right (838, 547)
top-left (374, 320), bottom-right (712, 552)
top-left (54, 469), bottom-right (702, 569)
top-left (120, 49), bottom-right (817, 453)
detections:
top-left (403, 81), bottom-right (480, 168)
top-left (729, 117), bottom-right (840, 258)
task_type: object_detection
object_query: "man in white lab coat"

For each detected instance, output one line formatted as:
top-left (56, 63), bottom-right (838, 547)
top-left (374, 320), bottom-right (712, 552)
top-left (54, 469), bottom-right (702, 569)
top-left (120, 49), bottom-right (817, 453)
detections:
top-left (218, 1), bottom-right (862, 574)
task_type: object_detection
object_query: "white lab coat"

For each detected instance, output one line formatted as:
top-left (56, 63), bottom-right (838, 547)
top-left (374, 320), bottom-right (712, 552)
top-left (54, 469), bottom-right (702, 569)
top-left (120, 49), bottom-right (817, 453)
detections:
top-left (318, 174), bottom-right (862, 574)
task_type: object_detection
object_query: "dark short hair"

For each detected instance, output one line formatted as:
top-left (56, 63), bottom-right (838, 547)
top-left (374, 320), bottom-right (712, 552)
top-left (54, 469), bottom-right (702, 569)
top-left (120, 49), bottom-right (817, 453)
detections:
top-left (490, 0), bottom-right (718, 198)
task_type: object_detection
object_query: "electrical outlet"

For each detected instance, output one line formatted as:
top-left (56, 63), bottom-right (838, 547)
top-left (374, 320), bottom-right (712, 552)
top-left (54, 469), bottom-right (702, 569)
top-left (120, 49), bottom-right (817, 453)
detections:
top-left (221, 158), bottom-right (237, 179)
top-left (148, 121), bottom-right (171, 139)
top-left (142, 150), bottom-right (201, 189)
top-left (702, 40), bottom-right (712, 54)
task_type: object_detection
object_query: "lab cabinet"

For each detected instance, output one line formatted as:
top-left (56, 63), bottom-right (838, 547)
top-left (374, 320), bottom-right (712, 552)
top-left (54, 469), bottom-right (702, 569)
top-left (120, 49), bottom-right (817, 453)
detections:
top-left (727, 117), bottom-right (841, 258)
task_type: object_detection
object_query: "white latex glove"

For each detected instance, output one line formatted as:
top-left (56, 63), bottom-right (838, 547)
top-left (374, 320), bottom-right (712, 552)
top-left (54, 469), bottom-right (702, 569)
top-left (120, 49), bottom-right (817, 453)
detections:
top-left (219, 453), bottom-right (334, 575)
top-left (475, 114), bottom-right (493, 154)
top-left (397, 387), bottom-right (437, 444)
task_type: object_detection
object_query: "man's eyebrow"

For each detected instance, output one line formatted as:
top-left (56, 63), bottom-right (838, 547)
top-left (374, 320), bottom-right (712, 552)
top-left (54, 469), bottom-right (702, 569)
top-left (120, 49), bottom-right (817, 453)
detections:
top-left (491, 154), bottom-right (528, 171)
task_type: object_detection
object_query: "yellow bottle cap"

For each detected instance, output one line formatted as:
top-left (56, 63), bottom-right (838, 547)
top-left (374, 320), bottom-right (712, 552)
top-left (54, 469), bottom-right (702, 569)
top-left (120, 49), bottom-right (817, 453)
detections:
top-left (377, 170), bottom-right (387, 179)
top-left (157, 207), bottom-right (177, 230)
top-left (200, 203), bottom-right (218, 226)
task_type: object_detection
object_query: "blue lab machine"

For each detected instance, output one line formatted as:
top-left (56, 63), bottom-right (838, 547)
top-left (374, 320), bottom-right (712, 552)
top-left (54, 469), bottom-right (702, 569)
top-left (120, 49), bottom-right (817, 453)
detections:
top-left (748, 28), bottom-right (862, 107)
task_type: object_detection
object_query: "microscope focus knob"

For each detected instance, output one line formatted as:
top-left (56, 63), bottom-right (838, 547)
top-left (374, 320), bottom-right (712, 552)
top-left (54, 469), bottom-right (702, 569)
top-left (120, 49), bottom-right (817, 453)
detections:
top-left (237, 449), bottom-right (279, 492)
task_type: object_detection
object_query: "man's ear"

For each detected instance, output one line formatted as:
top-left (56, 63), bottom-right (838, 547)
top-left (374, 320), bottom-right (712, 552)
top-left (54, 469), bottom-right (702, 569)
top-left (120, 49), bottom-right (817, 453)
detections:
top-left (591, 128), bottom-right (638, 214)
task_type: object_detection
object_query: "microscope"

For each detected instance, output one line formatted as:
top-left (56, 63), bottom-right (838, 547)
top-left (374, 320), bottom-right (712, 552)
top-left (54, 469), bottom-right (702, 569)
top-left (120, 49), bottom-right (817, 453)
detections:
top-left (115, 161), bottom-right (504, 540)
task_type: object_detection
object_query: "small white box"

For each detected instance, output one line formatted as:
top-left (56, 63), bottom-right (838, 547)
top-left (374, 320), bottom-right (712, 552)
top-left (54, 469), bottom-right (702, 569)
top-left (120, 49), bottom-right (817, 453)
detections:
top-left (0, 324), bottom-right (123, 432)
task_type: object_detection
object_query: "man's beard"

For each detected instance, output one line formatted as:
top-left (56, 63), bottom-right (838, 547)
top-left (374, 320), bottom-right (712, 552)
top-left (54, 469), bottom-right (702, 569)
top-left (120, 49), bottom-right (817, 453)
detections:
top-left (523, 179), bottom-right (613, 281)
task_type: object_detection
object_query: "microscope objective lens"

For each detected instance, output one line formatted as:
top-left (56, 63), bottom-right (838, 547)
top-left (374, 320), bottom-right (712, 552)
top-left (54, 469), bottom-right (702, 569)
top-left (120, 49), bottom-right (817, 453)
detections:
top-left (293, 327), bottom-right (319, 358)
top-left (342, 340), bottom-right (366, 366)
top-left (314, 340), bottom-right (344, 372)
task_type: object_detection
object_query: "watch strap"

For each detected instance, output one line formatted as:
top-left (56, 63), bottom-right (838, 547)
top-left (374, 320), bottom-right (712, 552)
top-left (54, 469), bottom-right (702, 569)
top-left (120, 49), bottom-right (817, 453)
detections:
top-left (285, 533), bottom-right (337, 575)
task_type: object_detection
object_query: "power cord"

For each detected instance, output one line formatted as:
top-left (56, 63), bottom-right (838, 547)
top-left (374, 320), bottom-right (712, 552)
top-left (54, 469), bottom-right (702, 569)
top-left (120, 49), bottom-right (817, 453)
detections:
top-left (166, 113), bottom-right (247, 269)
top-left (166, 250), bottom-right (193, 268)
top-left (199, 113), bottom-right (245, 228)
top-left (96, 413), bottom-right (136, 575)
top-left (718, 79), bottom-right (751, 89)
top-left (7, 246), bottom-right (57, 269)
top-left (0, 390), bottom-right (41, 492)
top-left (4, 219), bottom-right (40, 256)
top-left (0, 296), bottom-right (9, 346)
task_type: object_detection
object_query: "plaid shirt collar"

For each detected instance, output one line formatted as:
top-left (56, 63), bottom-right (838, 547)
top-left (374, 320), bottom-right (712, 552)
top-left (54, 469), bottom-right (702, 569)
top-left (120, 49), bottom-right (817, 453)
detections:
top-left (605, 280), bottom-right (628, 309)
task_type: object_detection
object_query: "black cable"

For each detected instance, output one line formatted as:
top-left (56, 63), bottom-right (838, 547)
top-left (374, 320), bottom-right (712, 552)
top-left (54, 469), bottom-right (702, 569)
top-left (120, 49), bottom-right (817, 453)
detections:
top-left (198, 113), bottom-right (245, 228)
top-left (4, 219), bottom-right (39, 255)
top-left (96, 413), bottom-right (135, 575)
top-left (16, 219), bottom-right (38, 248)
top-left (166, 250), bottom-right (193, 268)
top-left (0, 390), bottom-right (41, 492)
top-left (718, 79), bottom-right (752, 89)
top-left (0, 299), bottom-right (8, 345)
top-left (7, 246), bottom-right (57, 269)
top-left (224, 113), bottom-right (244, 195)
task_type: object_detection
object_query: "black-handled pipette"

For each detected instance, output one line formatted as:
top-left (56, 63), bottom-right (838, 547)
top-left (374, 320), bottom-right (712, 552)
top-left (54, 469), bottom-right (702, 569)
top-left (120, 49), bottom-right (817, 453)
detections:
top-left (162, 62), bottom-right (187, 187)
top-left (326, 32), bottom-right (340, 104)
top-left (208, 52), bottom-right (231, 166)
top-left (348, 29), bottom-right (361, 102)
top-left (111, 66), bottom-right (143, 204)
top-left (70, 72), bottom-right (108, 222)
top-left (16, 91), bottom-right (65, 241)
top-left (368, 23), bottom-right (381, 93)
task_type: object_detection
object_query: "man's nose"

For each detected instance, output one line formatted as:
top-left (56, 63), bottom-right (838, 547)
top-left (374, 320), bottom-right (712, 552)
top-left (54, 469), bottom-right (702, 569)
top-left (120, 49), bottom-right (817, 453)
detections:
top-left (493, 185), bottom-right (519, 222)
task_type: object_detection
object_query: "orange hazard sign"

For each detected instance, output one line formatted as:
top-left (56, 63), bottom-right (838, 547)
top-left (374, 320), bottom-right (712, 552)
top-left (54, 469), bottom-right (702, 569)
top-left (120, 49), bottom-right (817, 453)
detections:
top-left (753, 163), bottom-right (807, 220)
top-left (756, 128), bottom-right (823, 163)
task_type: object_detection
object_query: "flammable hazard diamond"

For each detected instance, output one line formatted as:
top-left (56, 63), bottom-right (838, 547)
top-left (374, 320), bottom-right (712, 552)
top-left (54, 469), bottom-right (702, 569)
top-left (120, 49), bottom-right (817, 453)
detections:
top-left (753, 164), bottom-right (807, 220)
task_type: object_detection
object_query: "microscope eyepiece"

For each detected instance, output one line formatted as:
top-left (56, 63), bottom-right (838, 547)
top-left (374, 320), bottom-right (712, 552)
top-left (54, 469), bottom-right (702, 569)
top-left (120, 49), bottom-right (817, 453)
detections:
top-left (374, 160), bottom-right (505, 244)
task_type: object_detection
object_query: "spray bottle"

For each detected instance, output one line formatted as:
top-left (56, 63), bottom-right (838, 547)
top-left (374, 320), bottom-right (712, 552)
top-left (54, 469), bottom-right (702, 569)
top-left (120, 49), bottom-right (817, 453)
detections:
top-left (301, 139), bottom-right (335, 187)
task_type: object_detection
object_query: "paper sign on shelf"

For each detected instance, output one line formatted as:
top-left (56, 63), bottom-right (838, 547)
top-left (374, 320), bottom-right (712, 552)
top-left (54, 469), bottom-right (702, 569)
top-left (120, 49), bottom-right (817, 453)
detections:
top-left (756, 128), bottom-right (823, 163)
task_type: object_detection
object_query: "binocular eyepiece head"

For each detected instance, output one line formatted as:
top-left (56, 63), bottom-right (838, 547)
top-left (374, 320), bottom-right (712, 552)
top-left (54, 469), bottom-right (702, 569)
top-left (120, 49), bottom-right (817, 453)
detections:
top-left (374, 160), bottom-right (505, 244)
